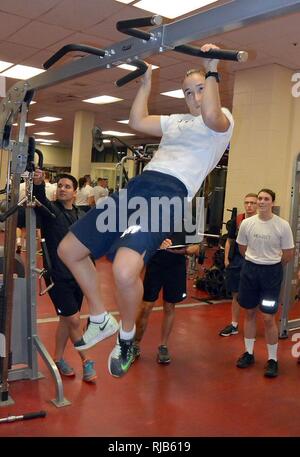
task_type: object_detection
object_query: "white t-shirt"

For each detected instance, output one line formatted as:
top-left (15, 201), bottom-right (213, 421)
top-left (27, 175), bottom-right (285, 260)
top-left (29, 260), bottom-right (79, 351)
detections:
top-left (144, 108), bottom-right (234, 200)
top-left (93, 185), bottom-right (109, 203)
top-left (236, 214), bottom-right (294, 265)
top-left (76, 186), bottom-right (93, 206)
top-left (45, 181), bottom-right (56, 201)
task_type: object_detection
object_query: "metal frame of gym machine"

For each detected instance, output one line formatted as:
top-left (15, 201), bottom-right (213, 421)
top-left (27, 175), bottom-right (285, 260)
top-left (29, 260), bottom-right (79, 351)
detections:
top-left (279, 153), bottom-right (300, 338)
top-left (0, 0), bottom-right (300, 408)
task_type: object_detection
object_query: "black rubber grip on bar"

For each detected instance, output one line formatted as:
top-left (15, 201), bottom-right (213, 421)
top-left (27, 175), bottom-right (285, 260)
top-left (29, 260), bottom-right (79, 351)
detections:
top-left (28, 136), bottom-right (36, 163)
top-left (43, 44), bottom-right (106, 70)
top-left (116, 15), bottom-right (162, 41)
top-left (115, 60), bottom-right (148, 87)
top-left (23, 411), bottom-right (47, 420)
top-left (174, 44), bottom-right (248, 62)
top-left (35, 148), bottom-right (44, 170)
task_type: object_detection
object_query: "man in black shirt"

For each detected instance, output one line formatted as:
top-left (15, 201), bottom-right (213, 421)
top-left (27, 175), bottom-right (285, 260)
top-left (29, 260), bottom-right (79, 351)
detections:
top-left (33, 170), bottom-right (118, 382)
top-left (133, 226), bottom-right (199, 365)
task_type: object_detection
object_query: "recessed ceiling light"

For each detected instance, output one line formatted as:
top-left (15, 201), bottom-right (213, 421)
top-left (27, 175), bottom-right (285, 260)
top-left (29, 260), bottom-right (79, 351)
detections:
top-left (35, 116), bottom-right (62, 122)
top-left (34, 132), bottom-right (54, 136)
top-left (160, 89), bottom-right (184, 98)
top-left (0, 60), bottom-right (13, 72)
top-left (12, 122), bottom-right (35, 127)
top-left (83, 95), bottom-right (123, 104)
top-left (30, 101), bottom-right (36, 105)
top-left (40, 142), bottom-right (53, 146)
top-left (133, 0), bottom-right (218, 19)
top-left (35, 138), bottom-right (59, 143)
top-left (115, 0), bottom-right (134, 3)
top-left (118, 64), bottom-right (159, 71)
top-left (117, 119), bottom-right (129, 124)
top-left (103, 130), bottom-right (135, 136)
top-left (103, 139), bottom-right (111, 143)
top-left (1, 64), bottom-right (45, 80)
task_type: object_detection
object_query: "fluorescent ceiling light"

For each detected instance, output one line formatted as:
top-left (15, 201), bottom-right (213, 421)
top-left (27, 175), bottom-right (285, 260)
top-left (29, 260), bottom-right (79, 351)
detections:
top-left (83, 95), bottom-right (123, 104)
top-left (1, 64), bottom-right (45, 80)
top-left (103, 130), bottom-right (135, 136)
top-left (30, 101), bottom-right (36, 105)
top-left (103, 139), bottom-right (111, 143)
top-left (34, 132), bottom-right (54, 136)
top-left (35, 116), bottom-right (62, 122)
top-left (40, 142), bottom-right (53, 146)
top-left (133, 0), bottom-right (217, 19)
top-left (118, 63), bottom-right (158, 71)
top-left (35, 138), bottom-right (59, 143)
top-left (12, 122), bottom-right (35, 127)
top-left (117, 119), bottom-right (129, 124)
top-left (0, 60), bottom-right (13, 72)
top-left (160, 89), bottom-right (184, 98)
top-left (115, 0), bottom-right (133, 3)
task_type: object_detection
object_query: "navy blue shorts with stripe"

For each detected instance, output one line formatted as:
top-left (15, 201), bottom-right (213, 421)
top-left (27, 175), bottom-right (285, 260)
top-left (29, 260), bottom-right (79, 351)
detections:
top-left (238, 260), bottom-right (283, 314)
top-left (70, 171), bottom-right (188, 265)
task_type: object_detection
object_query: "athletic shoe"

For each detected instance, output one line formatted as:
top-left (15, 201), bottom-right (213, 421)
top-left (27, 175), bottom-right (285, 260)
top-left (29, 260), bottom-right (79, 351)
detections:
top-left (108, 334), bottom-right (134, 377)
top-left (55, 358), bottom-right (75, 377)
top-left (236, 351), bottom-right (255, 368)
top-left (264, 359), bottom-right (278, 378)
top-left (82, 359), bottom-right (97, 382)
top-left (219, 324), bottom-right (238, 337)
top-left (74, 313), bottom-right (118, 351)
top-left (132, 342), bottom-right (141, 361)
top-left (157, 345), bottom-right (171, 364)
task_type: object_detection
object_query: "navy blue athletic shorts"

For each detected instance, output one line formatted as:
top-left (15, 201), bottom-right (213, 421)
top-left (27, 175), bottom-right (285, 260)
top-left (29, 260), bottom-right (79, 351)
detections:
top-left (70, 171), bottom-right (188, 265)
top-left (238, 260), bottom-right (283, 314)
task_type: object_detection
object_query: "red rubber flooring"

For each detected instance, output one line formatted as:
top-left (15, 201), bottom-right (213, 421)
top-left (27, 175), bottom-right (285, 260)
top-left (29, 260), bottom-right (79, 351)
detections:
top-left (1, 255), bottom-right (300, 438)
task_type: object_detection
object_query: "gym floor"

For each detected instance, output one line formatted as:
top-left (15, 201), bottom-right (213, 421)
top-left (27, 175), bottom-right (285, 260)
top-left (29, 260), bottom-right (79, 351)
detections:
top-left (1, 255), bottom-right (300, 438)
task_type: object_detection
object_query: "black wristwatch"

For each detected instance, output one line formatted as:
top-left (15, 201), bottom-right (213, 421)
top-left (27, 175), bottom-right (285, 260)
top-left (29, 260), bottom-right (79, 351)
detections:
top-left (205, 71), bottom-right (220, 83)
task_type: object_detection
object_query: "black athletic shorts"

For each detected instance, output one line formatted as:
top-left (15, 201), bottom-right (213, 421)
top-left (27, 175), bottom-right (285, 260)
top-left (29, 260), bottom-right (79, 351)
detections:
top-left (48, 278), bottom-right (83, 317)
top-left (143, 251), bottom-right (187, 303)
top-left (238, 260), bottom-right (283, 314)
top-left (70, 171), bottom-right (188, 265)
top-left (225, 254), bottom-right (244, 294)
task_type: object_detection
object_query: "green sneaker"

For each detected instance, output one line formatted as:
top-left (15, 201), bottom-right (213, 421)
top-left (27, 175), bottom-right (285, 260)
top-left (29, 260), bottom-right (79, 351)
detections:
top-left (108, 334), bottom-right (134, 377)
top-left (132, 342), bottom-right (141, 362)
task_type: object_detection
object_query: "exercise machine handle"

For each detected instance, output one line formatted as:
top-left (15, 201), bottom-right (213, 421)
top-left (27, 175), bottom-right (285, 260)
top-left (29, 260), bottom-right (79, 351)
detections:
top-left (43, 44), bottom-right (106, 70)
top-left (116, 15), bottom-right (162, 41)
top-left (174, 44), bottom-right (248, 62)
top-left (0, 410), bottom-right (47, 423)
top-left (115, 59), bottom-right (148, 87)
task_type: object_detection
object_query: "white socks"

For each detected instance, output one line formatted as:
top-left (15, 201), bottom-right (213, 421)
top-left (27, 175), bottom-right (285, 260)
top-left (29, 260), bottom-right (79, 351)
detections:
top-left (232, 321), bottom-right (238, 328)
top-left (267, 343), bottom-right (278, 362)
top-left (244, 338), bottom-right (255, 355)
top-left (90, 311), bottom-right (108, 324)
top-left (120, 323), bottom-right (136, 341)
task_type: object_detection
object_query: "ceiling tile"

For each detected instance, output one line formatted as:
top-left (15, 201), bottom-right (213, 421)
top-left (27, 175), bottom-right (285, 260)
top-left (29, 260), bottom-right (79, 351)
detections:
top-left (0, 11), bottom-right (30, 40)
top-left (40, 0), bottom-right (122, 30)
top-left (0, 0), bottom-right (61, 19)
top-left (7, 21), bottom-right (74, 48)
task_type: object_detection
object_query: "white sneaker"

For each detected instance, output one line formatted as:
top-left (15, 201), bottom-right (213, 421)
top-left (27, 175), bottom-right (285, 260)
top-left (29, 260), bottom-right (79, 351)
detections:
top-left (74, 313), bottom-right (119, 351)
